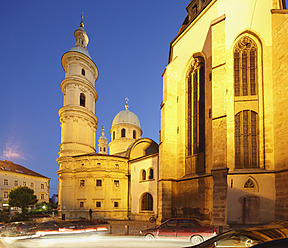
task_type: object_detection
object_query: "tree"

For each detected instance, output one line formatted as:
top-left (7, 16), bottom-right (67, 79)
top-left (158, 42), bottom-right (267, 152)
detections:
top-left (8, 186), bottom-right (38, 214)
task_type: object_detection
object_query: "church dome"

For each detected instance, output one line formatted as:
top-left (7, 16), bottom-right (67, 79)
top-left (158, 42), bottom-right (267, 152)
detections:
top-left (112, 109), bottom-right (141, 128)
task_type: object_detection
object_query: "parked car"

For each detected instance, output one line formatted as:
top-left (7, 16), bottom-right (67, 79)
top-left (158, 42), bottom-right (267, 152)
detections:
top-left (251, 238), bottom-right (288, 248)
top-left (187, 225), bottom-right (288, 248)
top-left (140, 218), bottom-right (216, 245)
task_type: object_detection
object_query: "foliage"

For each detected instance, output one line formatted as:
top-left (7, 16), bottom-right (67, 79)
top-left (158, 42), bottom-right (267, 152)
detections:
top-left (0, 209), bottom-right (9, 223)
top-left (35, 202), bottom-right (57, 212)
top-left (8, 186), bottom-right (38, 214)
top-left (8, 213), bottom-right (30, 222)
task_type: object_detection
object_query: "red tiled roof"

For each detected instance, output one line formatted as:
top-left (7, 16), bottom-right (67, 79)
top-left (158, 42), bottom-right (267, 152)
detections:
top-left (0, 160), bottom-right (49, 179)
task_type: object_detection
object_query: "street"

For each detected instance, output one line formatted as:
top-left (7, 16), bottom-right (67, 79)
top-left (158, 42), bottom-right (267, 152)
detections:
top-left (1, 234), bottom-right (193, 248)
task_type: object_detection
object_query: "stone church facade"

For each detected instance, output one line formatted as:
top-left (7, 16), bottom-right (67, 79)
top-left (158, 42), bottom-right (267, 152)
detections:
top-left (159, 0), bottom-right (288, 226)
top-left (57, 16), bottom-right (159, 220)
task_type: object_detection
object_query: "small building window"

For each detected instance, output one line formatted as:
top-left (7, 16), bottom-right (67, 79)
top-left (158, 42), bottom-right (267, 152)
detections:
top-left (96, 201), bottom-right (101, 208)
top-left (41, 184), bottom-right (44, 189)
top-left (14, 181), bottom-right (18, 187)
top-left (41, 194), bottom-right (45, 200)
top-left (141, 193), bottom-right (153, 211)
top-left (141, 170), bottom-right (146, 181)
top-left (100, 147), bottom-right (102, 152)
top-left (80, 202), bottom-right (84, 208)
top-left (115, 164), bottom-right (119, 168)
top-left (80, 180), bottom-right (85, 187)
top-left (103, 147), bottom-right (106, 152)
top-left (81, 68), bottom-right (85, 76)
top-left (80, 93), bottom-right (86, 107)
top-left (30, 182), bottom-right (34, 188)
top-left (3, 191), bottom-right (8, 200)
top-left (133, 130), bottom-right (136, 139)
top-left (4, 179), bottom-right (8, 186)
top-left (96, 180), bottom-right (102, 187)
top-left (114, 202), bottom-right (119, 208)
top-left (23, 182), bottom-right (26, 186)
top-left (148, 168), bottom-right (154, 180)
top-left (121, 128), bottom-right (126, 138)
top-left (113, 131), bottom-right (115, 140)
top-left (97, 163), bottom-right (101, 166)
top-left (114, 180), bottom-right (119, 187)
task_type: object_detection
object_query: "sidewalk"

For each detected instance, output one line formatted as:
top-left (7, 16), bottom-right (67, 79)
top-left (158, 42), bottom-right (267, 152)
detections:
top-left (105, 220), bottom-right (155, 235)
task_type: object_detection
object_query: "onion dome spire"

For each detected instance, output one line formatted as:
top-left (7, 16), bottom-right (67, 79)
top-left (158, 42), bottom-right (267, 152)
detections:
top-left (98, 125), bottom-right (108, 154)
top-left (80, 12), bottom-right (84, 28)
top-left (125, 97), bottom-right (129, 110)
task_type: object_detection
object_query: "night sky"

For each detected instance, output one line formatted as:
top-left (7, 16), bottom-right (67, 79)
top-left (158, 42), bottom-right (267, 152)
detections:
top-left (0, 1), bottom-right (287, 196)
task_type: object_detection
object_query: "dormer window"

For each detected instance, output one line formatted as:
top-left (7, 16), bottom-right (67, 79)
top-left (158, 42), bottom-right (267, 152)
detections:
top-left (81, 68), bottom-right (85, 76)
top-left (80, 93), bottom-right (86, 107)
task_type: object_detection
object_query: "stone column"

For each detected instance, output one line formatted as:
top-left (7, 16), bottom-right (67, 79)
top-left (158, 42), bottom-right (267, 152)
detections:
top-left (211, 168), bottom-right (229, 230)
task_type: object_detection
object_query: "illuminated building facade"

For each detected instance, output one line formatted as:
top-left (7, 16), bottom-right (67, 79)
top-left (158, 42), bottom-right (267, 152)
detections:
top-left (159, 0), bottom-right (288, 226)
top-left (57, 17), bottom-right (158, 220)
top-left (0, 160), bottom-right (50, 210)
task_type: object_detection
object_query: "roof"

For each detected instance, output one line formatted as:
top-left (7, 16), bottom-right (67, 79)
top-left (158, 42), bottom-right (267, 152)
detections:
top-left (112, 109), bottom-right (141, 128)
top-left (0, 160), bottom-right (49, 179)
top-left (69, 46), bottom-right (91, 59)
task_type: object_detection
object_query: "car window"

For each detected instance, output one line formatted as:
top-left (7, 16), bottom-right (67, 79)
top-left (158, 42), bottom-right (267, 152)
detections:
top-left (215, 235), bottom-right (259, 247)
top-left (159, 220), bottom-right (178, 229)
top-left (179, 220), bottom-right (197, 228)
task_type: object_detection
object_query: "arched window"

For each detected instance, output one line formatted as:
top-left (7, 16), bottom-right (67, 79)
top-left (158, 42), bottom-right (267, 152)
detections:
top-left (148, 168), bottom-right (154, 179)
top-left (141, 170), bottom-right (146, 180)
top-left (141, 193), bottom-right (153, 211)
top-left (81, 68), bottom-right (85, 76)
top-left (133, 130), bottom-right (136, 139)
top-left (244, 178), bottom-right (256, 189)
top-left (121, 128), bottom-right (126, 138)
top-left (80, 180), bottom-right (85, 187)
top-left (235, 110), bottom-right (259, 168)
top-left (113, 131), bottom-right (115, 140)
top-left (234, 36), bottom-right (257, 97)
top-left (186, 57), bottom-right (205, 157)
top-left (80, 93), bottom-right (86, 107)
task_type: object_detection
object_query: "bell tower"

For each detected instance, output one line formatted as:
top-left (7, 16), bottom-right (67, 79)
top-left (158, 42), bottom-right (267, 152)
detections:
top-left (58, 14), bottom-right (98, 157)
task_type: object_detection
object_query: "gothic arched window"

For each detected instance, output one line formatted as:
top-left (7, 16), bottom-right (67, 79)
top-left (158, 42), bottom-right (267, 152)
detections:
top-left (121, 128), bottom-right (126, 138)
top-left (235, 110), bottom-right (259, 168)
top-left (80, 93), bottom-right (86, 107)
top-left (244, 178), bottom-right (256, 189)
top-left (186, 57), bottom-right (205, 157)
top-left (234, 36), bottom-right (257, 97)
top-left (141, 193), bottom-right (153, 211)
top-left (81, 68), bottom-right (85, 76)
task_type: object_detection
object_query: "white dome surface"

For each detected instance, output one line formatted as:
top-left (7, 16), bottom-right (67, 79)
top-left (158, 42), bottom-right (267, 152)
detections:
top-left (112, 110), bottom-right (141, 128)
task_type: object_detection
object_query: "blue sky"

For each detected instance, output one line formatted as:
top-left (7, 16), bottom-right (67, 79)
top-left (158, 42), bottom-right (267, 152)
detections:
top-left (0, 1), bottom-right (287, 196)
top-left (0, 0), bottom-right (188, 196)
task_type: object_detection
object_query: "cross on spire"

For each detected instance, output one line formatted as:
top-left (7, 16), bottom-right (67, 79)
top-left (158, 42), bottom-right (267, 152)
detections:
top-left (125, 97), bottom-right (129, 110)
top-left (80, 12), bottom-right (84, 28)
